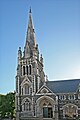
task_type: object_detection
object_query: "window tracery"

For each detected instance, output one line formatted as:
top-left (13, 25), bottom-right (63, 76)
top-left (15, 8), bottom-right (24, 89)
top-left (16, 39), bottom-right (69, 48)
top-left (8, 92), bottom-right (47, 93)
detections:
top-left (26, 65), bottom-right (32, 75)
top-left (22, 99), bottom-right (31, 111)
top-left (63, 104), bottom-right (77, 118)
top-left (59, 95), bottom-right (66, 100)
top-left (68, 94), bottom-right (75, 100)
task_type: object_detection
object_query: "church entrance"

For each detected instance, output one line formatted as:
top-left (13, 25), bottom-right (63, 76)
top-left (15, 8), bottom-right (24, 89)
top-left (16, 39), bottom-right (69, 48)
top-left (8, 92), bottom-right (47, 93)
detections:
top-left (36, 96), bottom-right (57, 118)
top-left (43, 107), bottom-right (53, 118)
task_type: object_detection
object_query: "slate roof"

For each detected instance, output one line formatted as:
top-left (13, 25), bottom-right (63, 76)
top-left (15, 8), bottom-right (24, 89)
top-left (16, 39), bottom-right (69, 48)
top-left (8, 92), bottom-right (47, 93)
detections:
top-left (46, 79), bottom-right (80, 93)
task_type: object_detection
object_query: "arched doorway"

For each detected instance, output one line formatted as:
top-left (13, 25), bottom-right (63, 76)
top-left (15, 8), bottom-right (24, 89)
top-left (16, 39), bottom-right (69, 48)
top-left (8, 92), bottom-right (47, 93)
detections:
top-left (36, 96), bottom-right (56, 118)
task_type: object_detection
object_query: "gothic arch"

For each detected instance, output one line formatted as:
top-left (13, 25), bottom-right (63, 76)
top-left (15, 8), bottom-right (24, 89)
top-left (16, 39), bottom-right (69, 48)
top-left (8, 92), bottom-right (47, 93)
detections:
top-left (63, 103), bottom-right (78, 109)
top-left (21, 76), bottom-right (31, 87)
top-left (36, 96), bottom-right (55, 106)
top-left (22, 97), bottom-right (32, 104)
top-left (26, 64), bottom-right (32, 75)
top-left (21, 77), bottom-right (32, 95)
top-left (21, 97), bottom-right (32, 112)
top-left (62, 103), bottom-right (78, 118)
top-left (36, 96), bottom-right (56, 118)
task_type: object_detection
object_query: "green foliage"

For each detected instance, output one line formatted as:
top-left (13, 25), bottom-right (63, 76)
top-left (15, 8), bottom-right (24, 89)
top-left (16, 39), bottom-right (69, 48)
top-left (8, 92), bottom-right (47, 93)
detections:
top-left (0, 92), bottom-right (15, 119)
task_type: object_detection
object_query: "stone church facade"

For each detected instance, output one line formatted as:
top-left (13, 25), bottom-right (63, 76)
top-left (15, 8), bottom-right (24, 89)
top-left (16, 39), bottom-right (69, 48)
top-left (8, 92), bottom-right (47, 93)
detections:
top-left (15, 9), bottom-right (80, 120)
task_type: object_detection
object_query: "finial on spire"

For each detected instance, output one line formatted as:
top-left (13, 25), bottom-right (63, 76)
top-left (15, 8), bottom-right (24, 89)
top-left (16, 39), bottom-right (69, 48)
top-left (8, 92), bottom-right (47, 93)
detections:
top-left (29, 7), bottom-right (32, 13)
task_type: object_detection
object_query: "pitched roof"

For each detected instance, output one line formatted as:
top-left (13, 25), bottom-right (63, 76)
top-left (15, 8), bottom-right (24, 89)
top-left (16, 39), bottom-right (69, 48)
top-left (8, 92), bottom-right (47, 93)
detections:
top-left (46, 79), bottom-right (80, 93)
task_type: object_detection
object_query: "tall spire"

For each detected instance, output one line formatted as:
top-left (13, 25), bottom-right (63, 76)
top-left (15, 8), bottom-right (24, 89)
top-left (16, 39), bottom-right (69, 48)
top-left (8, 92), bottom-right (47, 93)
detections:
top-left (24, 8), bottom-right (37, 58)
top-left (26, 8), bottom-right (36, 47)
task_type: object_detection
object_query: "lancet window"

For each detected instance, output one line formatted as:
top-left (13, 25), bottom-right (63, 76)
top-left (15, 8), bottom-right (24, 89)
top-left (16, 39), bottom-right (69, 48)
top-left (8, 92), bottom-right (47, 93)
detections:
top-left (26, 66), bottom-right (28, 75)
top-left (23, 66), bottom-right (25, 75)
top-left (26, 65), bottom-right (32, 75)
top-left (22, 99), bottom-right (31, 111)
top-left (24, 84), bottom-right (29, 94)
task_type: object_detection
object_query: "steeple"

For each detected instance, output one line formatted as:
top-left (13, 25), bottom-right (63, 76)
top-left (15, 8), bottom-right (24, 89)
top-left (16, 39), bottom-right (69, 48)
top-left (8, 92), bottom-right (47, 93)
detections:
top-left (24, 8), bottom-right (36, 58)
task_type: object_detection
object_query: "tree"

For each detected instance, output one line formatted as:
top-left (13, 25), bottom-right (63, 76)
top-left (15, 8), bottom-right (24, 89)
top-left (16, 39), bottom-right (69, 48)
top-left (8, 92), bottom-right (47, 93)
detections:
top-left (0, 92), bottom-right (15, 119)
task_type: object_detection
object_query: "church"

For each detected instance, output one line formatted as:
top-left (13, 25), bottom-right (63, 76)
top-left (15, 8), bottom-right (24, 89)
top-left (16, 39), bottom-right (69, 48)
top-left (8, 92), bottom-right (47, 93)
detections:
top-left (15, 9), bottom-right (80, 120)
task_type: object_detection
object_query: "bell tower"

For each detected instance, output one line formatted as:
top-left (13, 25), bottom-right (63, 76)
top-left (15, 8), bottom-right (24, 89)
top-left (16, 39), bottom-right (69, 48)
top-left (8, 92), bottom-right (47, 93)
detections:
top-left (15, 8), bottom-right (45, 119)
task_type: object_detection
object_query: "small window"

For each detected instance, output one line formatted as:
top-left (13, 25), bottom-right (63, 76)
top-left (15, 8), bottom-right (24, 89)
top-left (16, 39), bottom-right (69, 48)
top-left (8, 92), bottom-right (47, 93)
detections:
top-left (25, 85), bottom-right (29, 94)
top-left (68, 95), bottom-right (75, 100)
top-left (59, 95), bottom-right (66, 100)
top-left (24, 103), bottom-right (25, 111)
top-left (23, 66), bottom-right (25, 75)
top-left (26, 66), bottom-right (28, 75)
top-left (29, 65), bottom-right (31, 75)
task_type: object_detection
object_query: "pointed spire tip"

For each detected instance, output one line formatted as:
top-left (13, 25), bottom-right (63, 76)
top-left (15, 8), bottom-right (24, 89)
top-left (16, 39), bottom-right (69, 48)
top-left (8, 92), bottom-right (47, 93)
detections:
top-left (29, 7), bottom-right (32, 13)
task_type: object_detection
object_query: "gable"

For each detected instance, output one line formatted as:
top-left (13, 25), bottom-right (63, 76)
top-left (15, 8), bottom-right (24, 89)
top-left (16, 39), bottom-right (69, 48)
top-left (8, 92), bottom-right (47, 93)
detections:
top-left (36, 83), bottom-right (55, 95)
top-left (21, 75), bottom-right (31, 87)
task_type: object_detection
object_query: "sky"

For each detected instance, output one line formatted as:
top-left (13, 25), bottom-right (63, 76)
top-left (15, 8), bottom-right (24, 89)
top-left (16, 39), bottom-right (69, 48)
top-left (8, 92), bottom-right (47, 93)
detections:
top-left (0, 0), bottom-right (80, 94)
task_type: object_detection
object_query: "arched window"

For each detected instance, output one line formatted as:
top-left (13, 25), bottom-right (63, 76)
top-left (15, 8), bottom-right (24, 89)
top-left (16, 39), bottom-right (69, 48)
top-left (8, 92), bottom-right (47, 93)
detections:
top-left (26, 65), bottom-right (32, 75)
top-left (26, 66), bottom-right (28, 75)
top-left (23, 66), bottom-right (25, 75)
top-left (22, 99), bottom-right (31, 111)
top-left (63, 104), bottom-right (78, 119)
top-left (68, 94), bottom-right (75, 100)
top-left (25, 84), bottom-right (29, 94)
top-left (29, 65), bottom-right (31, 75)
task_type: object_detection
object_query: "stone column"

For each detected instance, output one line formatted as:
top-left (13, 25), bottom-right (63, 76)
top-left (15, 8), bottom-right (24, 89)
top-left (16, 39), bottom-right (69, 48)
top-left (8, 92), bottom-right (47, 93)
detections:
top-left (53, 105), bottom-right (55, 118)
top-left (55, 105), bottom-right (59, 120)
